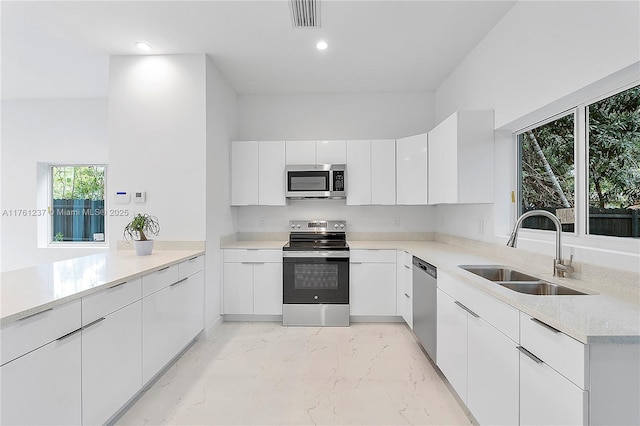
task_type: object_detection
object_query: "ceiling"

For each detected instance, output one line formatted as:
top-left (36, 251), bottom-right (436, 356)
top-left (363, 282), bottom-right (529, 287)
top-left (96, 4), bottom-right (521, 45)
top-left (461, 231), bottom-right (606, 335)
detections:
top-left (1, 1), bottom-right (516, 100)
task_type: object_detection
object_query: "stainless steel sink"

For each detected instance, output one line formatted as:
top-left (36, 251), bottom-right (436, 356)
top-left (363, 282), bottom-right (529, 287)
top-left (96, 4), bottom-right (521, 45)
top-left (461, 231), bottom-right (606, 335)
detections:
top-left (496, 281), bottom-right (587, 296)
top-left (458, 265), bottom-right (538, 282)
top-left (459, 265), bottom-right (588, 296)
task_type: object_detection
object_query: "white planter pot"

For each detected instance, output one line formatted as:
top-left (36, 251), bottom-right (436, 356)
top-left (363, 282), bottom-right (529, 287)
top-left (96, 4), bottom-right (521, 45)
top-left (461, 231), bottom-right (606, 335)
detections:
top-left (133, 240), bottom-right (154, 256)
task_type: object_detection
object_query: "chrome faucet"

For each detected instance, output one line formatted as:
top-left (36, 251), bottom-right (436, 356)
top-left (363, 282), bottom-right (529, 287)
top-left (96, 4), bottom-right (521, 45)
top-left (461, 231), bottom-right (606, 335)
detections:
top-left (507, 210), bottom-right (574, 277)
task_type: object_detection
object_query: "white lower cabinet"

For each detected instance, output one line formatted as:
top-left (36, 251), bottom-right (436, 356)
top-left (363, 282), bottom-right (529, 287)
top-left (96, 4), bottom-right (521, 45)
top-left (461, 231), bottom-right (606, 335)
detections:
top-left (350, 250), bottom-right (397, 316)
top-left (467, 313), bottom-right (519, 425)
top-left (519, 347), bottom-right (587, 426)
top-left (437, 271), bottom-right (519, 425)
top-left (396, 250), bottom-right (413, 328)
top-left (82, 301), bottom-right (142, 425)
top-left (223, 249), bottom-right (283, 316)
top-left (0, 332), bottom-right (82, 425)
top-left (436, 288), bottom-right (468, 400)
top-left (142, 270), bottom-right (204, 384)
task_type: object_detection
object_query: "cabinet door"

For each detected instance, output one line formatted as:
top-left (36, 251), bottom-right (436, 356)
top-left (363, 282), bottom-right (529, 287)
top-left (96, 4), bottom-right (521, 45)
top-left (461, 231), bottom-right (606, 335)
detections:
top-left (316, 140), bottom-right (346, 164)
top-left (428, 113), bottom-right (458, 204)
top-left (396, 252), bottom-right (413, 328)
top-left (467, 314), bottom-right (519, 426)
top-left (346, 139), bottom-right (371, 205)
top-left (350, 263), bottom-right (397, 316)
top-left (223, 262), bottom-right (254, 314)
top-left (520, 349), bottom-right (587, 426)
top-left (286, 140), bottom-right (316, 164)
top-left (258, 141), bottom-right (286, 205)
top-left (371, 139), bottom-right (396, 205)
top-left (82, 301), bottom-right (142, 425)
top-left (231, 141), bottom-right (259, 205)
top-left (253, 263), bottom-right (283, 315)
top-left (436, 288), bottom-right (468, 402)
top-left (396, 133), bottom-right (428, 205)
top-left (142, 273), bottom-right (203, 384)
top-left (1, 332), bottom-right (81, 425)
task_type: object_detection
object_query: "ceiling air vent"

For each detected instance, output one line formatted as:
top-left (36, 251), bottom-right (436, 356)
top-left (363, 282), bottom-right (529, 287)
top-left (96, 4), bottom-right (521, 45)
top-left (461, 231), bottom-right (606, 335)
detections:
top-left (289, 0), bottom-right (321, 28)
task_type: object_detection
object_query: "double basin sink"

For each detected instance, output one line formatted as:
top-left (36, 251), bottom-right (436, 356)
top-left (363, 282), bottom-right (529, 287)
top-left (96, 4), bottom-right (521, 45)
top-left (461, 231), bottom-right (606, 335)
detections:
top-left (459, 265), bottom-right (588, 296)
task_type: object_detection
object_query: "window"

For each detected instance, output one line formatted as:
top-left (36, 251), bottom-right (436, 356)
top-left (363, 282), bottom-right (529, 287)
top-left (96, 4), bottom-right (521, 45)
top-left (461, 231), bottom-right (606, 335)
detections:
top-left (51, 165), bottom-right (106, 243)
top-left (587, 86), bottom-right (640, 238)
top-left (517, 84), bottom-right (639, 239)
top-left (518, 113), bottom-right (576, 232)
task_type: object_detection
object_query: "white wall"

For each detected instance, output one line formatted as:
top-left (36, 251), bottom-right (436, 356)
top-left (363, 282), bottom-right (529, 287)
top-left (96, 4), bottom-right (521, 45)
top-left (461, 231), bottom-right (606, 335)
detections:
top-left (204, 56), bottom-right (238, 330)
top-left (238, 91), bottom-right (435, 140)
top-left (236, 91), bottom-right (437, 233)
top-left (108, 55), bottom-right (207, 245)
top-left (236, 202), bottom-right (434, 234)
top-left (1, 99), bottom-right (109, 271)
top-left (434, 1), bottom-right (640, 272)
top-left (436, 1), bottom-right (640, 129)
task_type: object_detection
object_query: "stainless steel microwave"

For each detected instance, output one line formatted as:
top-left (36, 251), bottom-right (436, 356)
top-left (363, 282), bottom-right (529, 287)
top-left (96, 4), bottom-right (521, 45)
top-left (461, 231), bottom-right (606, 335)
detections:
top-left (285, 164), bottom-right (346, 199)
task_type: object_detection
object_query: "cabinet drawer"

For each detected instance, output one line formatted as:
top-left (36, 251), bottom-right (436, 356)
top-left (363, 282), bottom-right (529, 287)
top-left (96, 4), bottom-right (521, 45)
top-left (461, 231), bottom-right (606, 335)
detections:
top-left (520, 312), bottom-right (587, 388)
top-left (142, 265), bottom-right (179, 297)
top-left (1, 299), bottom-right (81, 365)
top-left (179, 255), bottom-right (205, 279)
top-left (461, 285), bottom-right (519, 342)
top-left (223, 249), bottom-right (282, 263)
top-left (398, 250), bottom-right (412, 267)
top-left (82, 278), bottom-right (141, 325)
top-left (350, 249), bottom-right (396, 263)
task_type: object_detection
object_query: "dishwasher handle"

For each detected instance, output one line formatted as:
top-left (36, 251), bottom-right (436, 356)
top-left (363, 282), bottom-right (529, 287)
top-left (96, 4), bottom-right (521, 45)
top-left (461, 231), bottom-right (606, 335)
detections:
top-left (413, 257), bottom-right (437, 279)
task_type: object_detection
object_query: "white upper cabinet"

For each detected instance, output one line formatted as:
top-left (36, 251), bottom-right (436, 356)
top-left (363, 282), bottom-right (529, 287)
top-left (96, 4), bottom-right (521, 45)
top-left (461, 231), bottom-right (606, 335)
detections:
top-left (285, 140), bottom-right (316, 164)
top-left (346, 140), bottom-right (371, 205)
top-left (231, 141), bottom-right (285, 206)
top-left (258, 140), bottom-right (286, 205)
top-left (396, 133), bottom-right (428, 205)
top-left (285, 140), bottom-right (346, 164)
top-left (231, 141), bottom-right (258, 206)
top-left (347, 139), bottom-right (396, 205)
top-left (316, 140), bottom-right (346, 164)
top-left (428, 110), bottom-right (494, 204)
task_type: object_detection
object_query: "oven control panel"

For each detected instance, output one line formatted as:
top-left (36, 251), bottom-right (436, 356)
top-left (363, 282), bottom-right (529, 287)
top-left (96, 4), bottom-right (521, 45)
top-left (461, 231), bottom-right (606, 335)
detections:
top-left (289, 220), bottom-right (346, 232)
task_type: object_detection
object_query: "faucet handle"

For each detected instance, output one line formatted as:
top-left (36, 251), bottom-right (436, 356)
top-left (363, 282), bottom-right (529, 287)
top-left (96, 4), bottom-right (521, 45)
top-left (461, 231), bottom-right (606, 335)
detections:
top-left (556, 255), bottom-right (574, 277)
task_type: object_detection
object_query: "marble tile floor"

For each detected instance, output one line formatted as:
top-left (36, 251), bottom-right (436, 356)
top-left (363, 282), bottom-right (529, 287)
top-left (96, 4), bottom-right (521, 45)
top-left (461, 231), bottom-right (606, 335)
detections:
top-left (117, 322), bottom-right (472, 425)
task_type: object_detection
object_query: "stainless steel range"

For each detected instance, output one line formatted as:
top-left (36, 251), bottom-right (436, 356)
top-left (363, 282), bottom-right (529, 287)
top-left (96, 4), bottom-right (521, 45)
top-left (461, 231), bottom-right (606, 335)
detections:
top-left (282, 220), bottom-right (350, 326)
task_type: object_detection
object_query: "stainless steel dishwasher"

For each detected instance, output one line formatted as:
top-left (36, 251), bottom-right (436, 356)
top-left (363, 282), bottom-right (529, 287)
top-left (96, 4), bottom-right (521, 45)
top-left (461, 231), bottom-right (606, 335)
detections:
top-left (413, 256), bottom-right (437, 362)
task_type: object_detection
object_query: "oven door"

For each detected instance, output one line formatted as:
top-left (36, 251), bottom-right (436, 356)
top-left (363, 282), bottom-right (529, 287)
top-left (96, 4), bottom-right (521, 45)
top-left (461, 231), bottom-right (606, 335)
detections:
top-left (283, 252), bottom-right (349, 304)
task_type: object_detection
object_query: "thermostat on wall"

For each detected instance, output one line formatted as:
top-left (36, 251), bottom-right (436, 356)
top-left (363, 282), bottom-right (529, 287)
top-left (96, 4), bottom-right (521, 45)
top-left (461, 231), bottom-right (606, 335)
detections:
top-left (134, 191), bottom-right (146, 203)
top-left (115, 191), bottom-right (130, 204)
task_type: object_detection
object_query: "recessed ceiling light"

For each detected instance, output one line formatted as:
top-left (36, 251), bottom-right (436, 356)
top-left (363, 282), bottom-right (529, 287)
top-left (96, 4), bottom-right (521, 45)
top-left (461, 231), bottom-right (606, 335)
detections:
top-left (135, 41), bottom-right (152, 52)
top-left (316, 40), bottom-right (328, 50)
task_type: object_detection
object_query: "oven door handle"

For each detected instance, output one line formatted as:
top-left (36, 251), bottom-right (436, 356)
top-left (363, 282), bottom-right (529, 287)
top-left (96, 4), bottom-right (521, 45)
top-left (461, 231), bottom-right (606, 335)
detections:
top-left (282, 251), bottom-right (350, 258)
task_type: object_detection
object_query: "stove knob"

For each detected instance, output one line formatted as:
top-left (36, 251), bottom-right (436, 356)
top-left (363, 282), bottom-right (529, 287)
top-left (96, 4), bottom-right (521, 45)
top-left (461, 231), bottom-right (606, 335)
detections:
top-left (334, 224), bottom-right (339, 228)
top-left (314, 295), bottom-right (319, 300)
top-left (290, 224), bottom-right (296, 229)
top-left (339, 224), bottom-right (345, 229)
top-left (296, 224), bottom-right (301, 229)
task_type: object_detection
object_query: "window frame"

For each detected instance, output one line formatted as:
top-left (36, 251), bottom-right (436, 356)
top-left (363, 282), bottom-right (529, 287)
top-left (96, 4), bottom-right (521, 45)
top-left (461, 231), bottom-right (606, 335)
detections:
top-left (48, 163), bottom-right (108, 247)
top-left (516, 108), bottom-right (578, 235)
top-left (513, 81), bottom-right (640, 245)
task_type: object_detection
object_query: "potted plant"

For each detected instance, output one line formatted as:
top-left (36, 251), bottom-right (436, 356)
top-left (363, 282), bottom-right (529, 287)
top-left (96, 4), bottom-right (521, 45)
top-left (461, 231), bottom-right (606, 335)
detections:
top-left (124, 213), bottom-right (160, 256)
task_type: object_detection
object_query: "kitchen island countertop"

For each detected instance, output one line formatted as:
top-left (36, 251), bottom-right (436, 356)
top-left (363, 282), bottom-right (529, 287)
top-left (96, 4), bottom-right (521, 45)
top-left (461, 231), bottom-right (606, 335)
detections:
top-left (0, 250), bottom-right (204, 325)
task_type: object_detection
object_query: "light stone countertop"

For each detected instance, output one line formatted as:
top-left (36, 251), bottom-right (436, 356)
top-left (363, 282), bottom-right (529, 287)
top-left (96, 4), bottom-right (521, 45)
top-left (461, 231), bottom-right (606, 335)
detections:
top-left (222, 237), bottom-right (640, 344)
top-left (0, 250), bottom-right (204, 325)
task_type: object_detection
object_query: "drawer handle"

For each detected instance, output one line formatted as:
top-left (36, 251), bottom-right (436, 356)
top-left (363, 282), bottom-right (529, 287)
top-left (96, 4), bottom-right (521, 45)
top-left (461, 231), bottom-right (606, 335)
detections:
top-left (170, 277), bottom-right (189, 287)
top-left (188, 256), bottom-right (199, 261)
top-left (241, 262), bottom-right (265, 265)
top-left (531, 317), bottom-right (561, 334)
top-left (454, 301), bottom-right (480, 318)
top-left (158, 266), bottom-right (171, 272)
top-left (82, 317), bottom-right (106, 331)
top-left (404, 293), bottom-right (411, 299)
top-left (351, 262), bottom-right (363, 265)
top-left (18, 307), bottom-right (53, 321)
top-left (517, 346), bottom-right (544, 364)
top-left (56, 327), bottom-right (83, 341)
top-left (404, 265), bottom-right (411, 269)
top-left (108, 281), bottom-right (127, 290)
